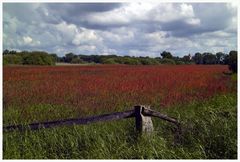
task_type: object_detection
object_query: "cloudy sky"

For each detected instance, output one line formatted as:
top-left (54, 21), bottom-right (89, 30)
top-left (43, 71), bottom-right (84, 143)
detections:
top-left (3, 3), bottom-right (238, 57)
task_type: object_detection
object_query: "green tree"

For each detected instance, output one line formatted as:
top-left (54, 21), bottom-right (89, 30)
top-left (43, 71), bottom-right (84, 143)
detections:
top-left (160, 58), bottom-right (176, 65)
top-left (50, 54), bottom-right (59, 62)
top-left (23, 51), bottom-right (55, 65)
top-left (182, 54), bottom-right (191, 64)
top-left (64, 53), bottom-right (75, 63)
top-left (41, 54), bottom-right (56, 65)
top-left (23, 54), bottom-right (43, 65)
top-left (122, 57), bottom-right (141, 65)
top-left (71, 56), bottom-right (85, 64)
top-left (228, 51), bottom-right (237, 73)
top-left (193, 52), bottom-right (203, 64)
top-left (224, 54), bottom-right (229, 65)
top-left (140, 58), bottom-right (159, 65)
top-left (216, 52), bottom-right (225, 64)
top-left (3, 55), bottom-right (23, 65)
top-left (101, 58), bottom-right (117, 64)
top-left (202, 53), bottom-right (216, 64)
top-left (9, 50), bottom-right (17, 55)
top-left (160, 51), bottom-right (173, 59)
top-left (175, 61), bottom-right (185, 65)
top-left (3, 49), bottom-right (9, 55)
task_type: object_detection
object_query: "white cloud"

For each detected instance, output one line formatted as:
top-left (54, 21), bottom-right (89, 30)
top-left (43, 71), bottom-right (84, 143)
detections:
top-left (145, 31), bottom-right (168, 44)
top-left (199, 30), bottom-right (233, 38)
top-left (101, 28), bottom-right (135, 44)
top-left (180, 3), bottom-right (195, 17)
top-left (84, 3), bottom-right (199, 27)
top-left (87, 11), bottom-right (130, 26)
top-left (101, 48), bottom-right (118, 55)
top-left (22, 36), bottom-right (41, 47)
top-left (129, 49), bottom-right (157, 57)
top-left (23, 36), bottom-right (33, 44)
top-left (55, 21), bottom-right (78, 40)
top-left (85, 2), bottom-right (154, 26)
top-left (77, 45), bottom-right (96, 51)
top-left (185, 18), bottom-right (201, 25)
top-left (3, 3), bottom-right (237, 57)
top-left (72, 28), bottom-right (102, 46)
top-left (148, 3), bottom-right (198, 23)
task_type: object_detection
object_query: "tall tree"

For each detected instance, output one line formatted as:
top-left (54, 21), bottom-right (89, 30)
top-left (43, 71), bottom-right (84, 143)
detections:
top-left (182, 54), bottom-right (191, 63)
top-left (64, 53), bottom-right (75, 63)
top-left (216, 52), bottom-right (225, 64)
top-left (202, 53), bottom-right (216, 64)
top-left (228, 50), bottom-right (237, 73)
top-left (3, 49), bottom-right (9, 55)
top-left (193, 52), bottom-right (203, 64)
top-left (160, 51), bottom-right (173, 59)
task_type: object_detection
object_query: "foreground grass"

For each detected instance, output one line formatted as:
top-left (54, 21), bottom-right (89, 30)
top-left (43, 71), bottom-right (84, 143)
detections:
top-left (3, 93), bottom-right (237, 159)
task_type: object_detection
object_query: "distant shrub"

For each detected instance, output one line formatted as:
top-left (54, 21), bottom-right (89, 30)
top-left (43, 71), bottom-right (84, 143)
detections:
top-left (101, 58), bottom-right (117, 64)
top-left (114, 57), bottom-right (124, 64)
top-left (140, 58), bottom-right (159, 65)
top-left (160, 58), bottom-right (176, 65)
top-left (176, 61), bottom-right (185, 65)
top-left (71, 57), bottom-right (85, 64)
top-left (3, 58), bottom-right (8, 66)
top-left (123, 58), bottom-right (141, 65)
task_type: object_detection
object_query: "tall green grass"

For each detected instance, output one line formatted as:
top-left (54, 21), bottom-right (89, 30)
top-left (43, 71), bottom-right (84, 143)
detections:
top-left (3, 93), bottom-right (237, 159)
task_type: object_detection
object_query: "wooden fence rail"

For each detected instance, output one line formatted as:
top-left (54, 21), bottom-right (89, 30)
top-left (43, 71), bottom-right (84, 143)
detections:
top-left (3, 105), bottom-right (180, 133)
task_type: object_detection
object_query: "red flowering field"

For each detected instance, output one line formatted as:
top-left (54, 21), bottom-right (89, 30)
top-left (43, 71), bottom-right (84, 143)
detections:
top-left (3, 65), bottom-right (233, 114)
top-left (3, 65), bottom-right (237, 159)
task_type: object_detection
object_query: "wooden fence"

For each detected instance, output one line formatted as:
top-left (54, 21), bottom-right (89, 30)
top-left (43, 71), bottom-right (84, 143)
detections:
top-left (3, 105), bottom-right (181, 133)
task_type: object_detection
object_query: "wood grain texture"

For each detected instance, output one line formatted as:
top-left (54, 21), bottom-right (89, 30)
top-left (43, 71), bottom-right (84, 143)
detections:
top-left (3, 106), bottom-right (180, 132)
top-left (3, 110), bottom-right (135, 131)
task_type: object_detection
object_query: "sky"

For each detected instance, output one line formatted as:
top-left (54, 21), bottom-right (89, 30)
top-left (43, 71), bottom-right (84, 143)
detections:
top-left (3, 3), bottom-right (238, 57)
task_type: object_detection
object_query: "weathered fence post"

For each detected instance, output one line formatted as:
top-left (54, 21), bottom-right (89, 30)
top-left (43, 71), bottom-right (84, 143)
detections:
top-left (134, 105), bottom-right (154, 134)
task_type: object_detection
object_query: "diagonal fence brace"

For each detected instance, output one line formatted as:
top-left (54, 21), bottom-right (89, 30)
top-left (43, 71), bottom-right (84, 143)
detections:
top-left (3, 105), bottom-right (181, 133)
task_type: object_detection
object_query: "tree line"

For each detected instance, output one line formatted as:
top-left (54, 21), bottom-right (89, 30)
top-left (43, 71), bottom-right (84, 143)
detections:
top-left (3, 49), bottom-right (237, 73)
top-left (3, 50), bottom-right (56, 66)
